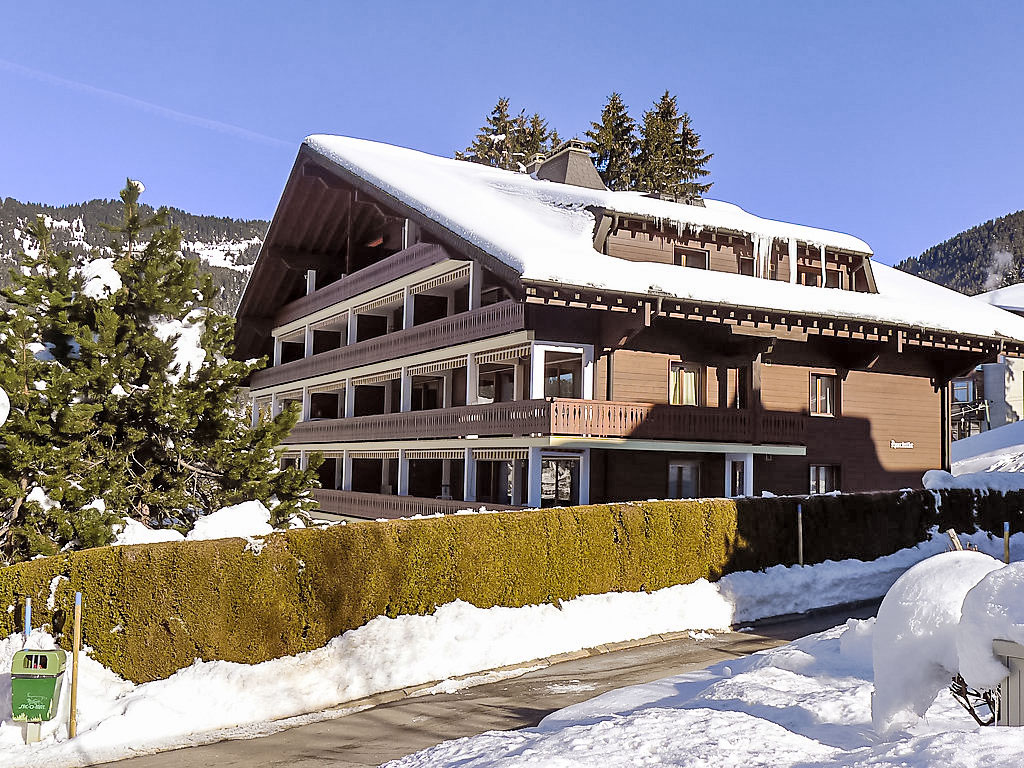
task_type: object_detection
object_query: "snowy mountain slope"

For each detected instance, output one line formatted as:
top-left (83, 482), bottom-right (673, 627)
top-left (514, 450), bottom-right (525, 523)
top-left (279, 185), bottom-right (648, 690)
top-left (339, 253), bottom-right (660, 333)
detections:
top-left (0, 196), bottom-right (268, 312)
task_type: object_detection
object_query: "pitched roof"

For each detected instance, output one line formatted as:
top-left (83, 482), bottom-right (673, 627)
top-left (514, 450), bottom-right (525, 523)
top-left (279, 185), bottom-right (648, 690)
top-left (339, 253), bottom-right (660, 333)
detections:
top-left (300, 134), bottom-right (1024, 344)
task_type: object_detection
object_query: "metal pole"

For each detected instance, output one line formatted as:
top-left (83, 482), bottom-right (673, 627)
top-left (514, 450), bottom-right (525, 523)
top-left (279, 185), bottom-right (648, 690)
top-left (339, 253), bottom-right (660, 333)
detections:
top-left (1005, 522), bottom-right (1011, 565)
top-left (797, 503), bottom-right (804, 566)
top-left (70, 592), bottom-right (82, 738)
top-left (23, 597), bottom-right (31, 641)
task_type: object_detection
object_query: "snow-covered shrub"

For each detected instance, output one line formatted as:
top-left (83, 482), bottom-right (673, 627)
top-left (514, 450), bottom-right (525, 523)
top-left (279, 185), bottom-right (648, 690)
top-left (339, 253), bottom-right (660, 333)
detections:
top-left (957, 561), bottom-right (1024, 689)
top-left (871, 550), bottom-right (1003, 732)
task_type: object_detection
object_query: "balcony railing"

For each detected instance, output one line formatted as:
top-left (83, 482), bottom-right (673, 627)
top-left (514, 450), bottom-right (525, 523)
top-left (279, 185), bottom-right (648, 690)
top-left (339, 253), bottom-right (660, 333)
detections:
top-left (283, 399), bottom-right (807, 446)
top-left (275, 243), bottom-right (451, 327)
top-left (311, 489), bottom-right (521, 520)
top-left (251, 299), bottom-right (525, 390)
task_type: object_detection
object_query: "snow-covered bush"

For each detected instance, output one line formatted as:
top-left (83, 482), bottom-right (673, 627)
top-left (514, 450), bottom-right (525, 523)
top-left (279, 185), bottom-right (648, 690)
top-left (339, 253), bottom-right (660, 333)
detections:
top-left (957, 561), bottom-right (1024, 689)
top-left (871, 550), bottom-right (1002, 732)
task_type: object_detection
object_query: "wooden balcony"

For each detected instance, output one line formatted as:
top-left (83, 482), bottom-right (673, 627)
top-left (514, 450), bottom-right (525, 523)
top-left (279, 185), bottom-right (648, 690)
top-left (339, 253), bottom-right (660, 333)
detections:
top-left (251, 299), bottom-right (525, 390)
top-left (311, 489), bottom-right (521, 520)
top-left (283, 399), bottom-right (807, 446)
top-left (275, 243), bottom-right (452, 327)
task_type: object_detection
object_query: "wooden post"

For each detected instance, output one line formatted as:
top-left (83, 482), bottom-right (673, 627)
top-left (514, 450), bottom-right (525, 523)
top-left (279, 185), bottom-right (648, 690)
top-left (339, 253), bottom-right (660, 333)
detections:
top-left (946, 528), bottom-right (963, 551)
top-left (1005, 521), bottom-right (1011, 565)
top-left (70, 591), bottom-right (81, 738)
top-left (797, 503), bottom-right (804, 566)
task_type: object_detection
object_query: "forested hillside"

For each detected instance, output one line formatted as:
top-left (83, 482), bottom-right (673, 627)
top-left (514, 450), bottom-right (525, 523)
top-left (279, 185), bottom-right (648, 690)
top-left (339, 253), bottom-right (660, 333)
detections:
top-left (897, 209), bottom-right (1024, 295)
top-left (0, 196), bottom-right (268, 312)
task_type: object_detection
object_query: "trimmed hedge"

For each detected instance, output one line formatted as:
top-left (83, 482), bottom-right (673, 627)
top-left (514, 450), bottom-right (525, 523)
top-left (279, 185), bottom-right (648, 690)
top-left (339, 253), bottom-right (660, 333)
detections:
top-left (0, 489), bottom-right (1018, 682)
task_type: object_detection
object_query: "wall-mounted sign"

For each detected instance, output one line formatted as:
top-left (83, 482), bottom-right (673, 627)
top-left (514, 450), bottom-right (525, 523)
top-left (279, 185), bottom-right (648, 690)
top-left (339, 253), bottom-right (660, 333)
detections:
top-left (890, 440), bottom-right (914, 449)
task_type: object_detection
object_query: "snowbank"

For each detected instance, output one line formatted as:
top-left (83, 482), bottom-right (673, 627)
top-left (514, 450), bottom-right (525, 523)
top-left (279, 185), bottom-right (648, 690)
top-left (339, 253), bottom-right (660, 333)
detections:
top-left (923, 468), bottom-right (1024, 492)
top-left (3, 528), bottom-right (1020, 766)
top-left (111, 518), bottom-right (184, 545)
top-left (951, 419), bottom-right (1024, 475)
top-left (958, 562), bottom-right (1024, 688)
top-left (392, 620), bottom-right (1024, 768)
top-left (870, 550), bottom-right (1003, 732)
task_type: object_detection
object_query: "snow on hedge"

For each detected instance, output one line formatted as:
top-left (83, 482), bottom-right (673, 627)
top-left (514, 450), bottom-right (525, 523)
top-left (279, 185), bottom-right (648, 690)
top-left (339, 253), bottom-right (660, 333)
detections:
top-left (304, 135), bottom-right (1024, 343)
top-left (923, 468), bottom-right (1024, 493)
top-left (111, 501), bottom-right (277, 545)
top-left (870, 550), bottom-right (1003, 733)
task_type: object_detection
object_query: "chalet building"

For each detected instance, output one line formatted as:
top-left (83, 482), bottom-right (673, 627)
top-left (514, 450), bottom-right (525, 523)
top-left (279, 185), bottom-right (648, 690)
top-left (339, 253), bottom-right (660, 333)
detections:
top-left (234, 136), bottom-right (1024, 520)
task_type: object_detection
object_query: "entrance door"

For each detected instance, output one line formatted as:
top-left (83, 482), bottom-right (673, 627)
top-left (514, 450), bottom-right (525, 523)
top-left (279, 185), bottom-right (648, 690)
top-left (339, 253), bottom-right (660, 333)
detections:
top-left (668, 460), bottom-right (701, 499)
top-left (541, 458), bottom-right (580, 507)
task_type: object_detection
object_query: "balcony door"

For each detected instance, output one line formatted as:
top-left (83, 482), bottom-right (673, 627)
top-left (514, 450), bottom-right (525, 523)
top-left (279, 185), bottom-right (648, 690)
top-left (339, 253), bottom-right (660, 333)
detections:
top-left (670, 363), bottom-right (702, 406)
top-left (540, 458), bottom-right (580, 507)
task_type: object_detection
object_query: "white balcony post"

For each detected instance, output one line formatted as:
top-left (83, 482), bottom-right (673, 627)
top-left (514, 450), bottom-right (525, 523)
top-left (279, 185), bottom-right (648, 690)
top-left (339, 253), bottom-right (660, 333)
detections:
top-left (445, 288), bottom-right (456, 317)
top-left (397, 450), bottom-right (410, 496)
top-left (513, 361), bottom-right (523, 401)
top-left (304, 325), bottom-right (314, 358)
top-left (347, 312), bottom-right (358, 345)
top-left (382, 456), bottom-right (394, 494)
top-left (527, 447), bottom-right (543, 508)
top-left (270, 392), bottom-right (280, 418)
top-left (582, 346), bottom-right (595, 400)
top-left (578, 449), bottom-right (591, 505)
top-left (743, 453), bottom-right (755, 496)
top-left (530, 346), bottom-right (546, 399)
top-left (250, 397), bottom-right (259, 427)
top-left (466, 353), bottom-right (479, 405)
top-left (463, 447), bottom-right (476, 502)
top-left (344, 380), bottom-right (355, 418)
top-left (301, 386), bottom-right (310, 421)
top-left (299, 450), bottom-right (308, 470)
top-left (272, 337), bottom-right (283, 367)
top-left (442, 370), bottom-right (454, 408)
top-left (333, 457), bottom-right (343, 490)
top-left (403, 287), bottom-right (415, 330)
top-left (400, 367), bottom-right (412, 413)
top-left (306, 269), bottom-right (317, 296)
top-left (468, 261), bottom-right (482, 310)
top-left (341, 451), bottom-right (352, 491)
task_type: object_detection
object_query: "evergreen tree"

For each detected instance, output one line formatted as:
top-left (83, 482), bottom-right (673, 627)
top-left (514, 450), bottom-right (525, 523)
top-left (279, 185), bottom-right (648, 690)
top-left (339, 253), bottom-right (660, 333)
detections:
top-left (0, 181), bottom-right (320, 564)
top-left (634, 91), bottom-right (713, 199)
top-left (515, 112), bottom-right (552, 167)
top-left (585, 92), bottom-right (638, 191)
top-left (457, 97), bottom-right (516, 169)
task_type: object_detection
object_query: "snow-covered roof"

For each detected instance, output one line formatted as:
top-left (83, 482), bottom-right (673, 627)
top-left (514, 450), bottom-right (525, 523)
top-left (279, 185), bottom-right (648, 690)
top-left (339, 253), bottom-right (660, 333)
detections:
top-left (977, 283), bottom-right (1024, 313)
top-left (304, 135), bottom-right (1024, 344)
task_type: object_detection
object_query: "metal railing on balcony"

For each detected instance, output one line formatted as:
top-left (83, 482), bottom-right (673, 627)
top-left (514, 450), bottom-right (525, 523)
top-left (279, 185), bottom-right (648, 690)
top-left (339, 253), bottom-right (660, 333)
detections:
top-left (311, 489), bottom-right (521, 520)
top-left (283, 398), bottom-right (807, 446)
top-left (275, 243), bottom-right (451, 327)
top-left (251, 299), bottom-right (525, 390)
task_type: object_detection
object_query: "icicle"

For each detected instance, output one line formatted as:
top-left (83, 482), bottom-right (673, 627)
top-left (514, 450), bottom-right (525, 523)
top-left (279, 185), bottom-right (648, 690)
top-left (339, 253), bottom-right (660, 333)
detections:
top-left (820, 245), bottom-right (827, 287)
top-left (788, 238), bottom-right (797, 284)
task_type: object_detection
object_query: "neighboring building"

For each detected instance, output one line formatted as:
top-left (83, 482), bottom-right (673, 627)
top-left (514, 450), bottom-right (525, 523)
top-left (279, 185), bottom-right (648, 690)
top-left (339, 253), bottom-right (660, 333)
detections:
top-left (949, 285), bottom-right (1024, 440)
top-left (234, 136), bottom-right (1024, 520)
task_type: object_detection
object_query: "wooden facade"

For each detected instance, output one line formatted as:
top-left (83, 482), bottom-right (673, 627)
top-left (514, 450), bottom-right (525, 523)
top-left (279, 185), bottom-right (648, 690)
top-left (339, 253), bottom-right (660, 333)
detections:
top-left (235, 140), bottom-right (1019, 521)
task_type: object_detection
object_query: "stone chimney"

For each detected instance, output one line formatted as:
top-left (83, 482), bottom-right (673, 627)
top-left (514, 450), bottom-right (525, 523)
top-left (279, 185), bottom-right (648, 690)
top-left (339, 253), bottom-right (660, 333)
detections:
top-left (533, 140), bottom-right (607, 190)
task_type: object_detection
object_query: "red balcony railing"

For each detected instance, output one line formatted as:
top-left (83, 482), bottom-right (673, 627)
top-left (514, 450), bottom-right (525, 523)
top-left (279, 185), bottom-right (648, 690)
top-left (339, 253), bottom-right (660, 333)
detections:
top-left (283, 399), bottom-right (807, 446)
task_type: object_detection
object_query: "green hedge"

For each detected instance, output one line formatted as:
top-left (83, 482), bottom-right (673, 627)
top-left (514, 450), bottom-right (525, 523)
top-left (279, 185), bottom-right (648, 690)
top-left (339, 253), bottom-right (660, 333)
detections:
top-left (0, 489), bottom-right (1017, 683)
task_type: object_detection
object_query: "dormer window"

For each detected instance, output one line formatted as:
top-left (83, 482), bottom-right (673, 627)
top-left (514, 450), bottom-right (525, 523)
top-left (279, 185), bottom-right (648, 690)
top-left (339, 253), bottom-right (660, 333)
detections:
top-left (674, 245), bottom-right (709, 269)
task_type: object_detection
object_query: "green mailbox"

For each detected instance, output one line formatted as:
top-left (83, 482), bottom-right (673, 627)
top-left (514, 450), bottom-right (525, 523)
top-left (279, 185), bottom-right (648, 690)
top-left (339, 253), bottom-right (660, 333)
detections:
top-left (11, 649), bottom-right (67, 722)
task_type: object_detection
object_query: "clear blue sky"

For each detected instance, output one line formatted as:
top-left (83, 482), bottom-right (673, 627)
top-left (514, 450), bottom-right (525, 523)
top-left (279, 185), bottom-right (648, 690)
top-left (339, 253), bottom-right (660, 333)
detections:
top-left (2, 1), bottom-right (1022, 266)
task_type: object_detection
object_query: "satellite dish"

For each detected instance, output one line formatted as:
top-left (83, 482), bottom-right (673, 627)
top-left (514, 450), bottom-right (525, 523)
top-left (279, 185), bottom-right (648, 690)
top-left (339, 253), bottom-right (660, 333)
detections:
top-left (0, 387), bottom-right (9, 428)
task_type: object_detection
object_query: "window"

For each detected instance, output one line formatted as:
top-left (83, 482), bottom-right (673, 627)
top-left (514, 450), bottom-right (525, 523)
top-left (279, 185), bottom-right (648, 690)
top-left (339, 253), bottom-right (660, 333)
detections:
top-left (543, 352), bottom-right (583, 399)
top-left (670, 362), bottom-right (702, 406)
top-left (674, 246), bottom-right (709, 270)
top-left (952, 379), bottom-right (975, 403)
top-left (810, 465), bottom-right (840, 494)
top-left (540, 458), bottom-right (580, 507)
top-left (809, 373), bottom-right (837, 416)
top-left (733, 367), bottom-right (748, 410)
top-left (738, 255), bottom-right (754, 276)
top-left (730, 460), bottom-right (745, 497)
top-left (668, 461), bottom-right (701, 499)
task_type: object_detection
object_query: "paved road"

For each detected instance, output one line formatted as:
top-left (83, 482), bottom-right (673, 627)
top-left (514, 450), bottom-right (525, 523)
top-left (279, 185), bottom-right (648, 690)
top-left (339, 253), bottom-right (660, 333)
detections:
top-left (96, 602), bottom-right (878, 768)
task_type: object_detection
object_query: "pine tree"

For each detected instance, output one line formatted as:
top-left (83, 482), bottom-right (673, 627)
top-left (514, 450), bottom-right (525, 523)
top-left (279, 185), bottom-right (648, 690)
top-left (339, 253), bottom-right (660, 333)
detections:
top-left (515, 112), bottom-right (552, 168)
top-left (585, 92), bottom-right (638, 191)
top-left (0, 181), bottom-right (320, 563)
top-left (634, 91), bottom-right (713, 199)
top-left (457, 97), bottom-right (516, 170)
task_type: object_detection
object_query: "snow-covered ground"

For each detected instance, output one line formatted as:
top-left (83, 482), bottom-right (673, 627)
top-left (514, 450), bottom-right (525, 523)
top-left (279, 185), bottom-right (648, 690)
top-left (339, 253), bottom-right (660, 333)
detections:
top-left (951, 419), bottom-right (1024, 475)
top-left (1, 528), bottom-right (1018, 767)
top-left (389, 550), bottom-right (1024, 768)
